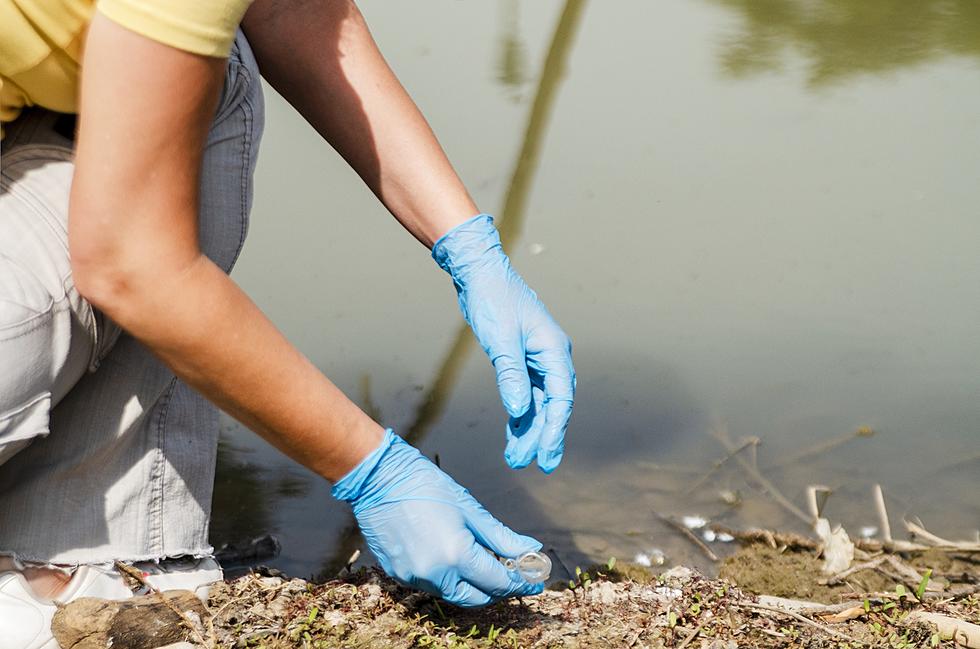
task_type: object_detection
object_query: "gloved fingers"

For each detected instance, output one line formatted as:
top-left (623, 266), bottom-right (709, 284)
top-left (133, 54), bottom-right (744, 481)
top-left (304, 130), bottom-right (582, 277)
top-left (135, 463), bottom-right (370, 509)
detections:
top-left (505, 385), bottom-right (545, 469)
top-left (535, 352), bottom-right (575, 473)
top-left (443, 580), bottom-right (493, 608)
top-left (490, 342), bottom-right (533, 418)
top-left (464, 499), bottom-right (543, 559)
top-left (537, 395), bottom-right (572, 473)
top-left (460, 545), bottom-right (544, 600)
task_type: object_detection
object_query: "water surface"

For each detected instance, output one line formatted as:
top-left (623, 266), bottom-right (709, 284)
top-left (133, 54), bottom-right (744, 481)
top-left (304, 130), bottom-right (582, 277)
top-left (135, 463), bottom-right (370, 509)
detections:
top-left (212, 0), bottom-right (980, 580)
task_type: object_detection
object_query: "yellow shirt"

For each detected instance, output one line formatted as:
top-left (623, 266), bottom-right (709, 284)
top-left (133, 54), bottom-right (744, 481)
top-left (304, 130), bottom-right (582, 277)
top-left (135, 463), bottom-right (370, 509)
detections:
top-left (0, 0), bottom-right (253, 137)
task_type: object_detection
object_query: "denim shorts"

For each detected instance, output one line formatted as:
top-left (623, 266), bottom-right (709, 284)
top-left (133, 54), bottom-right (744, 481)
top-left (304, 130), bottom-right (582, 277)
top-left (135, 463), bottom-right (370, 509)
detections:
top-left (0, 31), bottom-right (264, 566)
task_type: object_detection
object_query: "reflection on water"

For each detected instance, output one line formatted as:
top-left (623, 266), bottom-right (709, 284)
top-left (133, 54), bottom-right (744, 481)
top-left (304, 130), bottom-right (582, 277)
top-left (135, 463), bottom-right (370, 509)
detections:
top-left (496, 0), bottom-right (529, 100)
top-left (210, 431), bottom-right (311, 548)
top-left (711, 0), bottom-right (980, 85)
top-left (407, 0), bottom-right (587, 447)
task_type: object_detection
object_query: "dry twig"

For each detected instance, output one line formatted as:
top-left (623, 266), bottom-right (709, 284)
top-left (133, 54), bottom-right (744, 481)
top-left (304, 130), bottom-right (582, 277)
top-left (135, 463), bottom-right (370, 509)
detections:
top-left (769, 426), bottom-right (875, 470)
top-left (873, 484), bottom-right (893, 542)
top-left (821, 556), bottom-right (888, 586)
top-left (676, 621), bottom-right (706, 649)
top-left (737, 601), bottom-right (858, 643)
top-left (709, 525), bottom-right (819, 551)
top-left (711, 425), bottom-right (811, 524)
top-left (906, 518), bottom-right (980, 552)
top-left (684, 437), bottom-right (759, 496)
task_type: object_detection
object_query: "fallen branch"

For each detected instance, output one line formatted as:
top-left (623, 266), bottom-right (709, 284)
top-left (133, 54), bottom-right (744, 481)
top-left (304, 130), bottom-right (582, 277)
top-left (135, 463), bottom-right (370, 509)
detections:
top-left (736, 601), bottom-right (858, 643)
top-left (905, 518), bottom-right (980, 552)
top-left (712, 522), bottom-right (979, 557)
top-left (905, 611), bottom-right (980, 648)
top-left (881, 555), bottom-right (933, 595)
top-left (820, 556), bottom-right (887, 586)
top-left (709, 525), bottom-right (819, 551)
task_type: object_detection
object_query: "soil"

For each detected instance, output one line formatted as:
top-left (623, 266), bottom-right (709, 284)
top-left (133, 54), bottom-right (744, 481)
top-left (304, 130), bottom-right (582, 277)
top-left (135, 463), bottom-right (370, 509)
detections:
top-left (196, 543), bottom-right (980, 649)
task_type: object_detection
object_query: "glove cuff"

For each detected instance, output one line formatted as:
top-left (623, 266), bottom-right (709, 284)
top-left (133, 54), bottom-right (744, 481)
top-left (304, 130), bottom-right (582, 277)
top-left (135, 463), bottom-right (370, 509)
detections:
top-left (330, 428), bottom-right (396, 502)
top-left (431, 213), bottom-right (504, 279)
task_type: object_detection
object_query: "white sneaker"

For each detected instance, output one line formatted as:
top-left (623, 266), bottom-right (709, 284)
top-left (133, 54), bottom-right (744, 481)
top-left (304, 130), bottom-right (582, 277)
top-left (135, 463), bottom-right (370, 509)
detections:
top-left (0, 557), bottom-right (222, 649)
top-left (136, 556), bottom-right (223, 600)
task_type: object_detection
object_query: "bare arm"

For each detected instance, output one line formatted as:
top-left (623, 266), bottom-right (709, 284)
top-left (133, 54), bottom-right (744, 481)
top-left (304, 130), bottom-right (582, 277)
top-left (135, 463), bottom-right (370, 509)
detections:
top-left (70, 13), bottom-right (383, 482)
top-left (242, 0), bottom-right (478, 247)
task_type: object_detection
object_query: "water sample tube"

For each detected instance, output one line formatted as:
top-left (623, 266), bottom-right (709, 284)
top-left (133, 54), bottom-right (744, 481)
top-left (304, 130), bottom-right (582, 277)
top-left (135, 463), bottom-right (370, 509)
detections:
top-left (500, 551), bottom-right (552, 583)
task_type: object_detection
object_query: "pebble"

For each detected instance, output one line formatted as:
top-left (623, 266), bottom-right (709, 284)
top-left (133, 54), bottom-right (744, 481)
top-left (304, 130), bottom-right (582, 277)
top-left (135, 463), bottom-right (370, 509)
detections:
top-left (682, 515), bottom-right (709, 529)
top-left (703, 529), bottom-right (735, 543)
top-left (637, 585), bottom-right (682, 603)
top-left (859, 526), bottom-right (878, 539)
top-left (718, 490), bottom-right (742, 506)
top-left (590, 581), bottom-right (619, 605)
top-left (633, 548), bottom-right (666, 567)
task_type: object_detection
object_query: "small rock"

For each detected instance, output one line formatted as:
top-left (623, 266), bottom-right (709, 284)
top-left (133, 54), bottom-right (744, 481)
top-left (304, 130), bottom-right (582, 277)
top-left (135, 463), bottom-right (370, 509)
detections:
top-left (682, 515), bottom-right (709, 530)
top-left (265, 595), bottom-right (290, 619)
top-left (361, 583), bottom-right (383, 609)
top-left (257, 576), bottom-right (283, 588)
top-left (590, 581), bottom-right (619, 605)
top-left (634, 548), bottom-right (666, 567)
top-left (859, 526), bottom-right (878, 539)
top-left (718, 490), bottom-right (742, 506)
top-left (639, 586), bottom-right (682, 603)
top-left (52, 590), bottom-right (207, 649)
top-left (284, 578), bottom-right (307, 594)
top-left (661, 566), bottom-right (695, 583)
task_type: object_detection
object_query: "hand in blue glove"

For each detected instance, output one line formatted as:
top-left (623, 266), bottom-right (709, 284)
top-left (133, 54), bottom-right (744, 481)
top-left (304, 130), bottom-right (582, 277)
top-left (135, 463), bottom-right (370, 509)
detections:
top-left (432, 214), bottom-right (575, 473)
top-left (332, 429), bottom-right (545, 607)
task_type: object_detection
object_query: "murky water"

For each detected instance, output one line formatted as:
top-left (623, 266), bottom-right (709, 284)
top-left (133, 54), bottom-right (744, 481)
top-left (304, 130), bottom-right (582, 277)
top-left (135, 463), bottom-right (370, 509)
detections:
top-left (211, 0), bottom-right (980, 580)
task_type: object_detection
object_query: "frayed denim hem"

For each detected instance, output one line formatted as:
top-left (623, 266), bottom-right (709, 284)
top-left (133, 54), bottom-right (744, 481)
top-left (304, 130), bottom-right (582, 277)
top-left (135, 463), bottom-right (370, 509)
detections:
top-left (0, 546), bottom-right (216, 571)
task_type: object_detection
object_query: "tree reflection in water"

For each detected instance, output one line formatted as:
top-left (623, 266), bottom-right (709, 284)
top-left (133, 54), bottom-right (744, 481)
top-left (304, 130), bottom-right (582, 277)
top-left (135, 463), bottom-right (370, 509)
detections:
top-left (710, 0), bottom-right (980, 85)
top-left (210, 433), bottom-right (312, 551)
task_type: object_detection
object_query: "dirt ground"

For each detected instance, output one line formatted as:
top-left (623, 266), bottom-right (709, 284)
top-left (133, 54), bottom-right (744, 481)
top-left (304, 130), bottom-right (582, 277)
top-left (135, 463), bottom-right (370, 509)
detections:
top-left (188, 542), bottom-right (980, 649)
top-left (49, 525), bottom-right (980, 648)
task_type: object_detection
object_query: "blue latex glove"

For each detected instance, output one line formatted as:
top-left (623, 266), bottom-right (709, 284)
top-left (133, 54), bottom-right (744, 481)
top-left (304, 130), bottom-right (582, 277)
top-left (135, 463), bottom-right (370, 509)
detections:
top-left (332, 429), bottom-right (545, 607)
top-left (432, 214), bottom-right (575, 473)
